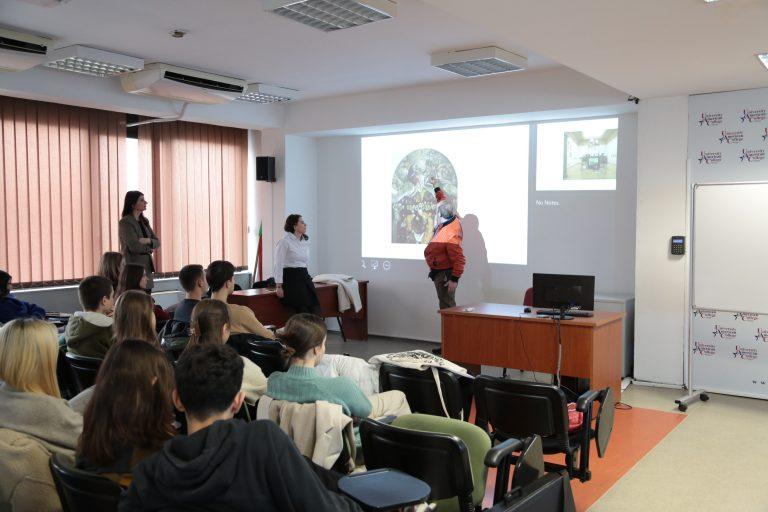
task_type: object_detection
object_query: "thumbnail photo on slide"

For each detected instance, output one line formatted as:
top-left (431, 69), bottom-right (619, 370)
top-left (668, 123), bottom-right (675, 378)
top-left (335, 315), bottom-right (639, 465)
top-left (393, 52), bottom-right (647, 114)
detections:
top-left (563, 127), bottom-right (618, 181)
top-left (537, 117), bottom-right (619, 191)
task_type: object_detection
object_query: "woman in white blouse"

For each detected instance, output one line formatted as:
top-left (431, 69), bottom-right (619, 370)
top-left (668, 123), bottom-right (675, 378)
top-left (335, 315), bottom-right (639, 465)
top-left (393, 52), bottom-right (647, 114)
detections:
top-left (274, 214), bottom-right (321, 315)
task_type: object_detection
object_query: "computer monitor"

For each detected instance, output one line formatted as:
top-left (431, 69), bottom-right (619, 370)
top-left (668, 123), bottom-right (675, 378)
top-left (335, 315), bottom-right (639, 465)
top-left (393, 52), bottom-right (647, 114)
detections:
top-left (532, 273), bottom-right (595, 311)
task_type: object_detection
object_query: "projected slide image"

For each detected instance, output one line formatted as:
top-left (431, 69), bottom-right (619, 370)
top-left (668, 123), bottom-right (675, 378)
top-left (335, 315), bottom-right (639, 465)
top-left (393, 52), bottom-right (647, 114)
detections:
top-left (537, 117), bottom-right (619, 191)
top-left (563, 128), bottom-right (617, 180)
top-left (362, 125), bottom-right (529, 265)
top-left (391, 149), bottom-right (457, 244)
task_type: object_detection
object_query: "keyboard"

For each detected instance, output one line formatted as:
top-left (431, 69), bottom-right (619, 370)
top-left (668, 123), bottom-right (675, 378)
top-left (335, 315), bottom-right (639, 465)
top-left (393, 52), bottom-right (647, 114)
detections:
top-left (536, 309), bottom-right (594, 318)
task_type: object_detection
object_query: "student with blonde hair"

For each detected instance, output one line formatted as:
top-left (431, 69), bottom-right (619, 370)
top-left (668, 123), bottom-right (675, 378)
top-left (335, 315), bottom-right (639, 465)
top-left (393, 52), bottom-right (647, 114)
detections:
top-left (0, 319), bottom-right (82, 512)
top-left (0, 318), bottom-right (83, 454)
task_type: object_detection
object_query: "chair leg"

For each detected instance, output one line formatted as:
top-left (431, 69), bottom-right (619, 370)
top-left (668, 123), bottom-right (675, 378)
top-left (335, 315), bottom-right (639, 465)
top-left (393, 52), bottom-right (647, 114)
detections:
top-left (336, 316), bottom-right (348, 342)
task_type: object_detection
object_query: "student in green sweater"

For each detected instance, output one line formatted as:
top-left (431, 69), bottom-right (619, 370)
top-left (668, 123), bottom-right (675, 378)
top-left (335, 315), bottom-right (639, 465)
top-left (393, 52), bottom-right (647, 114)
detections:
top-left (66, 276), bottom-right (115, 359)
top-left (267, 314), bottom-right (410, 419)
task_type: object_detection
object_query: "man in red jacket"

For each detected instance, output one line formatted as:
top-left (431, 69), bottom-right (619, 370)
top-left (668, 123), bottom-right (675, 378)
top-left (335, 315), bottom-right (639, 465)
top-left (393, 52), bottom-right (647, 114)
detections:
top-left (424, 178), bottom-right (465, 309)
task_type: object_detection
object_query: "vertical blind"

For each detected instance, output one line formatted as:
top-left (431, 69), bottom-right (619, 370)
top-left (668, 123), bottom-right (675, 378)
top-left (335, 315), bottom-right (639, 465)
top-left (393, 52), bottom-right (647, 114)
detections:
top-left (0, 96), bottom-right (248, 286)
top-left (0, 96), bottom-right (127, 285)
top-left (140, 120), bottom-right (248, 273)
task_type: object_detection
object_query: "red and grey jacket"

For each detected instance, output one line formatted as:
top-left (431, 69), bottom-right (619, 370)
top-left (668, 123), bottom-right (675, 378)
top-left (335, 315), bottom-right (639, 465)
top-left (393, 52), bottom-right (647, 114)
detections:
top-left (424, 187), bottom-right (465, 281)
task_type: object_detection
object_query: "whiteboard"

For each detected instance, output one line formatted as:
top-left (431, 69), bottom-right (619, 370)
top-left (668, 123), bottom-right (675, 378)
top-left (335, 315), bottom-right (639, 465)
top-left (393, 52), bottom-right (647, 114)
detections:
top-left (693, 182), bottom-right (768, 314)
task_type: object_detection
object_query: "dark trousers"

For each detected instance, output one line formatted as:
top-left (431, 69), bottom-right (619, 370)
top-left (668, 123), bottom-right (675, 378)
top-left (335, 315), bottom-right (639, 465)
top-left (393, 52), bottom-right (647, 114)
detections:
top-left (431, 269), bottom-right (457, 310)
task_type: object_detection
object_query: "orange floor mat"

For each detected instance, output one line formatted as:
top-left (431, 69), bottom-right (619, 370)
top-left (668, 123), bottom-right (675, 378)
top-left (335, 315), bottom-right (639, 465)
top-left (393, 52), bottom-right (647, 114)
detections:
top-left (481, 406), bottom-right (686, 511)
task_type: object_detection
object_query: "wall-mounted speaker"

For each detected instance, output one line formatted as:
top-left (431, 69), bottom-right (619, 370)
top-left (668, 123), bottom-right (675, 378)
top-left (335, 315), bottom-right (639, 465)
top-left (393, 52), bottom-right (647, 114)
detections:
top-left (256, 156), bottom-right (276, 182)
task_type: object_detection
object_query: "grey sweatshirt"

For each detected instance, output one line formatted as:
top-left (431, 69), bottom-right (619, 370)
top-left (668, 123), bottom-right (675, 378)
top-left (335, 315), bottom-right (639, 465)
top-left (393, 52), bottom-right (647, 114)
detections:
top-left (0, 382), bottom-right (83, 458)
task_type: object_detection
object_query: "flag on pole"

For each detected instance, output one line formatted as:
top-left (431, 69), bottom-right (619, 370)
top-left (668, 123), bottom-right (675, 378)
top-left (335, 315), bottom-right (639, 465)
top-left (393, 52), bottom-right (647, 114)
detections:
top-left (254, 221), bottom-right (264, 283)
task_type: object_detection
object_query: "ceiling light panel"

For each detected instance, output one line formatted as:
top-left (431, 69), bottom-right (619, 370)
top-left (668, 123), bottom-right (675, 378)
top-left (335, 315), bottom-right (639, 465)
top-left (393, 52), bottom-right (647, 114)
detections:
top-left (264, 0), bottom-right (396, 32)
top-left (44, 45), bottom-right (143, 77)
top-left (238, 83), bottom-right (299, 103)
top-left (431, 47), bottom-right (527, 78)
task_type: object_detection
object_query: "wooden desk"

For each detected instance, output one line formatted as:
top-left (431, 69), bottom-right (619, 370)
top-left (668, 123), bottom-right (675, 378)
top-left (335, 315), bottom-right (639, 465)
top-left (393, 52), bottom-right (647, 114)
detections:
top-left (229, 281), bottom-right (368, 341)
top-left (439, 303), bottom-right (624, 401)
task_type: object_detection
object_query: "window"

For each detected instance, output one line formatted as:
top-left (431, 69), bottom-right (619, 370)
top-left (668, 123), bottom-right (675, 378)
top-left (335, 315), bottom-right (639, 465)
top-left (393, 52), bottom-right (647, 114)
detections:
top-left (0, 96), bottom-right (248, 286)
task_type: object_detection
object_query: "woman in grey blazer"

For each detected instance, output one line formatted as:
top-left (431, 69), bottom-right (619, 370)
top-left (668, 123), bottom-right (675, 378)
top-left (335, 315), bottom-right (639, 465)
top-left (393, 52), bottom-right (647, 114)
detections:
top-left (118, 191), bottom-right (160, 290)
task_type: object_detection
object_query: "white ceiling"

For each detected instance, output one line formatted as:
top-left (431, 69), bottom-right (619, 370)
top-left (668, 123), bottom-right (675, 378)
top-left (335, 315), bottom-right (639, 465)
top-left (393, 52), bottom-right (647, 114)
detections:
top-left (422, 0), bottom-right (768, 99)
top-left (0, 0), bottom-right (555, 100)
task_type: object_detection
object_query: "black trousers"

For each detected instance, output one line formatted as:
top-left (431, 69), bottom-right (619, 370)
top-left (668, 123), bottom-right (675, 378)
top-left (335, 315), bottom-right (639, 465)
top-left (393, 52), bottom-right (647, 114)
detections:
top-left (282, 267), bottom-right (321, 316)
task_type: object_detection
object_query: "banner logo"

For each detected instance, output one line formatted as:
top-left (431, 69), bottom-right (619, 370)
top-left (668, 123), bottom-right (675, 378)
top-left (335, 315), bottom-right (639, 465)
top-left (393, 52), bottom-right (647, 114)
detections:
top-left (692, 341), bottom-right (716, 356)
top-left (699, 113), bottom-right (723, 126)
top-left (697, 151), bottom-right (722, 164)
top-left (733, 312), bottom-right (759, 322)
top-left (739, 148), bottom-right (765, 162)
top-left (693, 309), bottom-right (717, 319)
top-left (755, 328), bottom-right (768, 342)
top-left (740, 108), bottom-right (767, 123)
top-left (712, 325), bottom-right (736, 339)
top-left (733, 346), bottom-right (758, 360)
top-left (719, 130), bottom-right (744, 144)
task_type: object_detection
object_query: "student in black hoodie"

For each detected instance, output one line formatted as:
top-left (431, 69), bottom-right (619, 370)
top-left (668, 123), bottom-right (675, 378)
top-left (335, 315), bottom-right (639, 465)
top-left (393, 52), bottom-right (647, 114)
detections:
top-left (120, 343), bottom-right (361, 512)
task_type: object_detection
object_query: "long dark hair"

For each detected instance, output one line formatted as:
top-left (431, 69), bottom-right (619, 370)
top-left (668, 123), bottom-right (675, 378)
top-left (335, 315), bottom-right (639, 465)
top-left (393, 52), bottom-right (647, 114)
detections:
top-left (77, 339), bottom-right (175, 467)
top-left (278, 313), bottom-right (326, 360)
top-left (113, 290), bottom-right (157, 345)
top-left (116, 263), bottom-right (146, 298)
top-left (98, 252), bottom-right (123, 292)
top-left (186, 299), bottom-right (230, 351)
top-left (284, 214), bottom-right (308, 241)
top-left (121, 190), bottom-right (149, 225)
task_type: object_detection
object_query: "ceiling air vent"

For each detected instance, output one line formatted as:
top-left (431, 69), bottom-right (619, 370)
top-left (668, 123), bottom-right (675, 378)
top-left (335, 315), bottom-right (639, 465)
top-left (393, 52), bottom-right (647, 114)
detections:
top-left (121, 63), bottom-right (246, 104)
top-left (263, 0), bottom-right (396, 32)
top-left (431, 47), bottom-right (527, 78)
top-left (0, 27), bottom-right (52, 72)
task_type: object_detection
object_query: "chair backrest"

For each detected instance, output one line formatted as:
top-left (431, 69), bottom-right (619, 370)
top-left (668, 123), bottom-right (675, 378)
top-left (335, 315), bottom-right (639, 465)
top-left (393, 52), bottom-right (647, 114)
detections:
top-left (246, 340), bottom-right (288, 377)
top-left (378, 363), bottom-right (469, 419)
top-left (56, 348), bottom-right (79, 400)
top-left (474, 376), bottom-right (570, 451)
top-left (64, 353), bottom-right (103, 392)
top-left (49, 452), bottom-right (121, 512)
top-left (392, 414), bottom-right (492, 511)
top-left (159, 319), bottom-right (191, 361)
top-left (360, 417), bottom-right (475, 511)
top-left (226, 332), bottom-right (274, 357)
top-left (523, 287), bottom-right (534, 307)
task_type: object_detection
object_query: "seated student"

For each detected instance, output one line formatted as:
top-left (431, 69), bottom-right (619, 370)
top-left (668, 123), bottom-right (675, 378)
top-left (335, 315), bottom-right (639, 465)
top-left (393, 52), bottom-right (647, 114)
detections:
top-left (267, 314), bottom-right (410, 419)
top-left (120, 344), bottom-right (361, 512)
top-left (172, 264), bottom-right (206, 324)
top-left (98, 251), bottom-right (123, 293)
top-left (207, 260), bottom-right (275, 339)
top-left (69, 291), bottom-right (162, 415)
top-left (116, 263), bottom-right (170, 324)
top-left (77, 340), bottom-right (175, 486)
top-left (0, 318), bottom-right (83, 456)
top-left (65, 275), bottom-right (115, 359)
top-left (184, 299), bottom-right (267, 403)
top-left (0, 270), bottom-right (46, 324)
top-left (0, 318), bottom-right (84, 511)
top-left (114, 290), bottom-right (158, 345)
